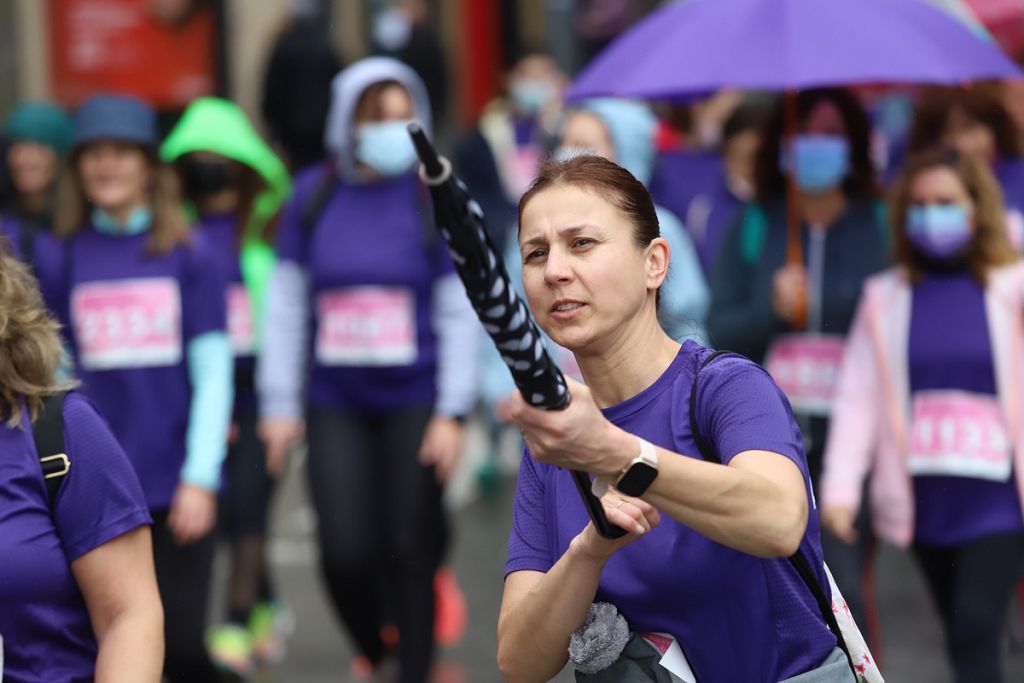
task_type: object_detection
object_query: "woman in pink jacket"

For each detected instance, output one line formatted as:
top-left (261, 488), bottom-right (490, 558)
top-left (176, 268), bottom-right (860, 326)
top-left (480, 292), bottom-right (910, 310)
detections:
top-left (821, 147), bottom-right (1023, 683)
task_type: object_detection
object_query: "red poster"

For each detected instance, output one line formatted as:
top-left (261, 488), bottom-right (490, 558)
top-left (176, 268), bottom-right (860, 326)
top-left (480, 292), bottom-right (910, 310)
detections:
top-left (50, 0), bottom-right (217, 109)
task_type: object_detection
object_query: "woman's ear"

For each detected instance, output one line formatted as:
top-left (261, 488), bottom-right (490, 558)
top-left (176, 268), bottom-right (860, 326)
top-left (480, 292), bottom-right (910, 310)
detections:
top-left (646, 237), bottom-right (670, 291)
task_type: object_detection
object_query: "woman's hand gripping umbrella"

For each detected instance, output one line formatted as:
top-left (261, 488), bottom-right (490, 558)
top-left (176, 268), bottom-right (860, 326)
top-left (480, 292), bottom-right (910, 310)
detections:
top-left (407, 123), bottom-right (627, 539)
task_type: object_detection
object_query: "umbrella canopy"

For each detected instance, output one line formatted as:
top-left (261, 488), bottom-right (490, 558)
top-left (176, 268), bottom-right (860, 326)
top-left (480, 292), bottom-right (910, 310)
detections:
top-left (569, 0), bottom-right (1022, 102)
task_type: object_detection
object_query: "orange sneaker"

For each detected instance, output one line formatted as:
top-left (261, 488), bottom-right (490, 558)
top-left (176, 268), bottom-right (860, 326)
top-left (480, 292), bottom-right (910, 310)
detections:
top-left (434, 567), bottom-right (467, 647)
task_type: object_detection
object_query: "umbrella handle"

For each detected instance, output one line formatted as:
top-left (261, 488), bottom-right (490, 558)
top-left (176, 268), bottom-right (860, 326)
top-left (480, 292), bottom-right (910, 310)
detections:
top-left (572, 471), bottom-right (629, 539)
top-left (408, 123), bottom-right (449, 184)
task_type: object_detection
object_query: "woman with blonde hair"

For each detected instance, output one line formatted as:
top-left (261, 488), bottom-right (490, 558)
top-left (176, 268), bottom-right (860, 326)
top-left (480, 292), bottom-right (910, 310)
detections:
top-left (822, 148), bottom-right (1023, 682)
top-left (0, 241), bottom-right (163, 682)
top-left (38, 94), bottom-right (233, 682)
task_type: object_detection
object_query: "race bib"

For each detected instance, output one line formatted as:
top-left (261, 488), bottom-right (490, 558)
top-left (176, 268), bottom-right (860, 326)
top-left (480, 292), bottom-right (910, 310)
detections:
top-left (908, 390), bottom-right (1012, 482)
top-left (227, 284), bottom-right (255, 356)
top-left (763, 334), bottom-right (846, 415)
top-left (71, 277), bottom-right (182, 370)
top-left (315, 287), bottom-right (416, 366)
top-left (637, 632), bottom-right (696, 683)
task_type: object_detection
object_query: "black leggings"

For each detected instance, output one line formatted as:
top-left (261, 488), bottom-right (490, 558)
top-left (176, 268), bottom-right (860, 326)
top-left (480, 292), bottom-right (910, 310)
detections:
top-left (151, 511), bottom-right (222, 683)
top-left (913, 532), bottom-right (1024, 683)
top-left (220, 406), bottom-right (277, 624)
top-left (307, 404), bottom-right (447, 683)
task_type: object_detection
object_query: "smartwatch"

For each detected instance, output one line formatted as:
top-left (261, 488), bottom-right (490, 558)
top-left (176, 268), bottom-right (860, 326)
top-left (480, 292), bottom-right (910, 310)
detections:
top-left (614, 437), bottom-right (659, 497)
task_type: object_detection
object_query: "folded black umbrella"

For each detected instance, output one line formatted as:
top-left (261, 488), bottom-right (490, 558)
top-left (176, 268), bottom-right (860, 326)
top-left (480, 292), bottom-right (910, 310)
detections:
top-left (408, 123), bottom-right (625, 539)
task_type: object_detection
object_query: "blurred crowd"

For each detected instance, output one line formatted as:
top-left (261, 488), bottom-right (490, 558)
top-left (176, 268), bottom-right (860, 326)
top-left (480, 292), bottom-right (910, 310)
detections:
top-left (5, 0), bottom-right (1024, 682)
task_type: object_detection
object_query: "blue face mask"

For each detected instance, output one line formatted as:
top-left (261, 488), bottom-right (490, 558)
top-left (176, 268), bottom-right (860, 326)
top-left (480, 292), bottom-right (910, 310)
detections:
top-left (906, 204), bottom-right (973, 260)
top-left (91, 206), bottom-right (152, 236)
top-left (781, 134), bottom-right (851, 193)
top-left (355, 120), bottom-right (418, 177)
top-left (510, 81), bottom-right (553, 116)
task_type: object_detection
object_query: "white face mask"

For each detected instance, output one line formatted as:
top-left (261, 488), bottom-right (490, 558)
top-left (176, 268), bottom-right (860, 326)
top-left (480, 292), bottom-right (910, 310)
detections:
top-left (373, 7), bottom-right (413, 51)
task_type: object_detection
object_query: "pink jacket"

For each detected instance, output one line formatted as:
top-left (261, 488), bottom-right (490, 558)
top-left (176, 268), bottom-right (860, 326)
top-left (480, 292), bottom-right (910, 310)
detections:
top-left (821, 263), bottom-right (1024, 547)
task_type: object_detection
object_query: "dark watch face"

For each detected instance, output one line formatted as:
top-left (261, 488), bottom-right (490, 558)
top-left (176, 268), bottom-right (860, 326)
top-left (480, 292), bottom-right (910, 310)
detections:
top-left (617, 462), bottom-right (658, 497)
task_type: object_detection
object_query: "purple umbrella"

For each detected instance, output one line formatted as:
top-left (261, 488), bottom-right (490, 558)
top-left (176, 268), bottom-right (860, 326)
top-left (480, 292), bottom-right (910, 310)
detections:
top-left (569, 0), bottom-right (1021, 102)
top-left (570, 0), bottom-right (1021, 327)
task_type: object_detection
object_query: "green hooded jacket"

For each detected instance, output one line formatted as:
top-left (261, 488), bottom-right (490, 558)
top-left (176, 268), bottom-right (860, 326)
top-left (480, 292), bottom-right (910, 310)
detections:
top-left (161, 97), bottom-right (291, 347)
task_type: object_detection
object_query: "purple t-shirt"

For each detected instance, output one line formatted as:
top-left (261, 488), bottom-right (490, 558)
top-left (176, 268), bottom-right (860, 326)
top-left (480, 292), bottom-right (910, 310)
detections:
top-left (1, 214), bottom-right (25, 258)
top-left (0, 392), bottom-right (151, 683)
top-left (196, 213), bottom-right (257, 407)
top-left (276, 168), bottom-right (454, 413)
top-left (909, 271), bottom-right (1024, 546)
top-left (37, 226), bottom-right (227, 510)
top-left (506, 342), bottom-right (836, 682)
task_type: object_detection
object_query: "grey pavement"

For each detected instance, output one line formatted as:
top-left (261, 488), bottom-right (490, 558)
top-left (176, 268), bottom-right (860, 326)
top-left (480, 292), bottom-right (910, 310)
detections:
top-left (216, 428), bottom-right (1024, 683)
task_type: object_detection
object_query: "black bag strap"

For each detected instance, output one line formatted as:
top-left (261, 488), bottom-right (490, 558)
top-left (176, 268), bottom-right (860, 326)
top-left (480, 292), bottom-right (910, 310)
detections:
top-left (300, 162), bottom-right (339, 243)
top-left (688, 351), bottom-right (856, 677)
top-left (33, 391), bottom-right (70, 509)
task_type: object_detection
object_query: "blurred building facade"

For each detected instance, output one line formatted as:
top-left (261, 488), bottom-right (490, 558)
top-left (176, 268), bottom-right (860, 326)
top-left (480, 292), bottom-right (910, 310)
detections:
top-left (1, 0), bottom-right (597, 133)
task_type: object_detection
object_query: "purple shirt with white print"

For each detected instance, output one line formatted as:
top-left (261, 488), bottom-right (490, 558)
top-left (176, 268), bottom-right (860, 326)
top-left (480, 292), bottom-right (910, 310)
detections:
top-left (275, 167), bottom-right (454, 413)
top-left (36, 226), bottom-right (227, 510)
top-left (0, 392), bottom-right (150, 683)
top-left (506, 342), bottom-right (836, 682)
top-left (910, 270), bottom-right (1024, 546)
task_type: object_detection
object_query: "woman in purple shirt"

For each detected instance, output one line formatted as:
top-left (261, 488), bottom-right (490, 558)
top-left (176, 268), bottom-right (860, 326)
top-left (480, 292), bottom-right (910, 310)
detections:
top-left (822, 148), bottom-right (1024, 682)
top-left (42, 95), bottom-right (233, 683)
top-left (0, 245), bottom-right (162, 682)
top-left (258, 57), bottom-right (479, 682)
top-left (499, 155), bottom-right (846, 682)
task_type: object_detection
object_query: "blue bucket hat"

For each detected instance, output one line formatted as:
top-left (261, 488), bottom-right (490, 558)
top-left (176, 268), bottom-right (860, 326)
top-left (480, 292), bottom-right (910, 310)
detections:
top-left (73, 94), bottom-right (158, 150)
top-left (4, 102), bottom-right (74, 154)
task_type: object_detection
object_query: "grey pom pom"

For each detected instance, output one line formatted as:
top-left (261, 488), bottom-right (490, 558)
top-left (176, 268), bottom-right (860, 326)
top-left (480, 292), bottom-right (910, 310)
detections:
top-left (569, 602), bottom-right (630, 674)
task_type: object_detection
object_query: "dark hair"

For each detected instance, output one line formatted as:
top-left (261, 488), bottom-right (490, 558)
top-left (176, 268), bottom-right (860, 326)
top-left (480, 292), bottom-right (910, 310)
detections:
top-left (890, 147), bottom-right (1017, 285)
top-left (721, 98), bottom-right (774, 147)
top-left (55, 143), bottom-right (190, 255)
top-left (505, 43), bottom-right (552, 72)
top-left (175, 155), bottom-right (277, 245)
top-left (353, 80), bottom-right (408, 124)
top-left (907, 85), bottom-right (1022, 159)
top-left (754, 88), bottom-right (877, 203)
top-left (518, 154), bottom-right (660, 249)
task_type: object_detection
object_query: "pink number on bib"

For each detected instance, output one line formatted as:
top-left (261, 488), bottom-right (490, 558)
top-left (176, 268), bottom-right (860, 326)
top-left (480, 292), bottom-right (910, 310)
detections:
top-left (72, 278), bottom-right (182, 370)
top-left (763, 334), bottom-right (846, 415)
top-left (316, 287), bottom-right (416, 366)
top-left (909, 390), bottom-right (1011, 482)
top-left (227, 284), bottom-right (255, 355)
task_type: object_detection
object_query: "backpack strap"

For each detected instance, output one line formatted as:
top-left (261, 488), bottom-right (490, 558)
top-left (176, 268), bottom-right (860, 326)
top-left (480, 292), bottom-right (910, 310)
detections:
top-left (33, 391), bottom-right (70, 509)
top-left (300, 162), bottom-right (339, 246)
top-left (688, 352), bottom-right (856, 676)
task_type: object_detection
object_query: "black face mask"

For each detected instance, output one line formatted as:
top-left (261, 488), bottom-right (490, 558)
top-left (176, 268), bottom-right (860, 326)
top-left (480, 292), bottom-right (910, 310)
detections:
top-left (182, 160), bottom-right (233, 197)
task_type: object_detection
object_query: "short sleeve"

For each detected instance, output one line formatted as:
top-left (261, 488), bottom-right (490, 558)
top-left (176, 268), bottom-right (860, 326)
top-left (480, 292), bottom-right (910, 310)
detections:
top-left (505, 449), bottom-right (554, 577)
top-left (696, 355), bottom-right (808, 476)
top-left (181, 234), bottom-right (228, 342)
top-left (54, 392), bottom-right (152, 561)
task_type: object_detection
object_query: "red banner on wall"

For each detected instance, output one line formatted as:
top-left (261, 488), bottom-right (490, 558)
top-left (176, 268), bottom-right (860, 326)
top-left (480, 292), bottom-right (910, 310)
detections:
top-left (50, 0), bottom-right (217, 109)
